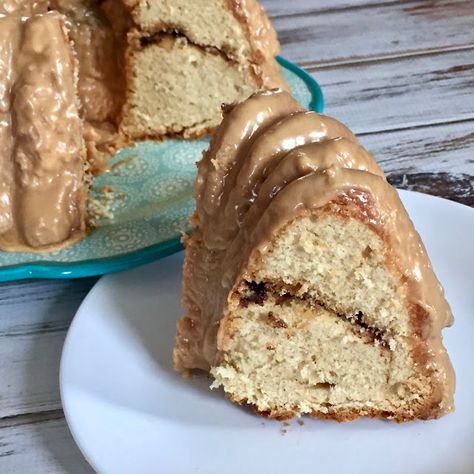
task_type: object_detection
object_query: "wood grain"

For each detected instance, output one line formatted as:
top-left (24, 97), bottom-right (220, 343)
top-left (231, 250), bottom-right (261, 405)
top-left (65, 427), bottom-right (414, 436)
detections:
top-left (310, 49), bottom-right (474, 134)
top-left (0, 418), bottom-right (93, 474)
top-left (360, 120), bottom-right (474, 175)
top-left (262, 0), bottom-right (389, 17)
top-left (388, 172), bottom-right (474, 206)
top-left (0, 279), bottom-right (95, 418)
top-left (271, 0), bottom-right (474, 66)
top-left (0, 410), bottom-right (64, 430)
top-left (1, 330), bottom-right (69, 418)
top-left (0, 279), bottom-right (95, 336)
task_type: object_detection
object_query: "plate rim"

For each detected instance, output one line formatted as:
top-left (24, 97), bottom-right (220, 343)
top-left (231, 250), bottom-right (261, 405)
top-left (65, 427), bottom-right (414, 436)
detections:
top-left (0, 56), bottom-right (323, 283)
top-left (60, 190), bottom-right (474, 473)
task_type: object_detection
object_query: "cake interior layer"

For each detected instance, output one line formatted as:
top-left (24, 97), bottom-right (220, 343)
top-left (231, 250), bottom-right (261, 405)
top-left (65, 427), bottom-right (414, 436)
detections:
top-left (122, 34), bottom-right (256, 138)
top-left (252, 213), bottom-right (412, 336)
top-left (128, 0), bottom-right (251, 59)
top-left (211, 288), bottom-right (422, 420)
top-left (211, 212), bottom-right (438, 419)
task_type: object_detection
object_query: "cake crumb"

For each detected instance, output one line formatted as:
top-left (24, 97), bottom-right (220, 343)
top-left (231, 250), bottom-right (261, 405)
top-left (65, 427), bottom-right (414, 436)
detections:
top-left (297, 419), bottom-right (304, 426)
top-left (281, 429), bottom-right (287, 435)
top-left (87, 185), bottom-right (115, 225)
top-left (282, 421), bottom-right (290, 427)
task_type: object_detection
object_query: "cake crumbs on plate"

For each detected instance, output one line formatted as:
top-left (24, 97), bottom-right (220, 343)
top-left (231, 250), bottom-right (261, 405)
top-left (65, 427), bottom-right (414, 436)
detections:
top-left (87, 185), bottom-right (116, 226)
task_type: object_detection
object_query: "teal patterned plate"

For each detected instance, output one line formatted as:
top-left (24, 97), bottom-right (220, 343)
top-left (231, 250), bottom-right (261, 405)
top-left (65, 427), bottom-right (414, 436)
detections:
top-left (0, 57), bottom-right (324, 282)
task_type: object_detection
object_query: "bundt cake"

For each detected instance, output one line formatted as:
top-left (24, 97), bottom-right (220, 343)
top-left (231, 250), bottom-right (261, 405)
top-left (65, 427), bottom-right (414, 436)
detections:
top-left (0, 0), bottom-right (285, 251)
top-left (173, 89), bottom-right (455, 422)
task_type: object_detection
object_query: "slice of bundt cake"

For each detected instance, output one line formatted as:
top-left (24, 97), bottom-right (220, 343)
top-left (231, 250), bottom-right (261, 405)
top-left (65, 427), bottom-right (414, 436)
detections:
top-left (173, 89), bottom-right (455, 421)
top-left (0, 12), bottom-right (87, 251)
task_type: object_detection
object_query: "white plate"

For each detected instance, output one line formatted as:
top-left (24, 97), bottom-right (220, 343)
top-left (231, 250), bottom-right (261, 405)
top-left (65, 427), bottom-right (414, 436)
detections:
top-left (60, 190), bottom-right (474, 474)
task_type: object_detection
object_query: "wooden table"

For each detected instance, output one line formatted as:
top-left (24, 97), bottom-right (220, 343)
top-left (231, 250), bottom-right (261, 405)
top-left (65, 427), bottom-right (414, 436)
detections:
top-left (1, 1), bottom-right (473, 472)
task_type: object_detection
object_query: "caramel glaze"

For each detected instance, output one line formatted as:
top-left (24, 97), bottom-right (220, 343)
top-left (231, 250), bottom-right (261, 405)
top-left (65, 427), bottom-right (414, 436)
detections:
top-left (50, 0), bottom-right (127, 173)
top-left (0, 0), bottom-right (48, 15)
top-left (50, 0), bottom-right (125, 124)
top-left (1, 1), bottom-right (127, 174)
top-left (174, 89), bottom-right (454, 415)
top-left (215, 111), bottom-right (358, 246)
top-left (0, 13), bottom-right (86, 251)
top-left (0, 15), bottom-right (19, 235)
